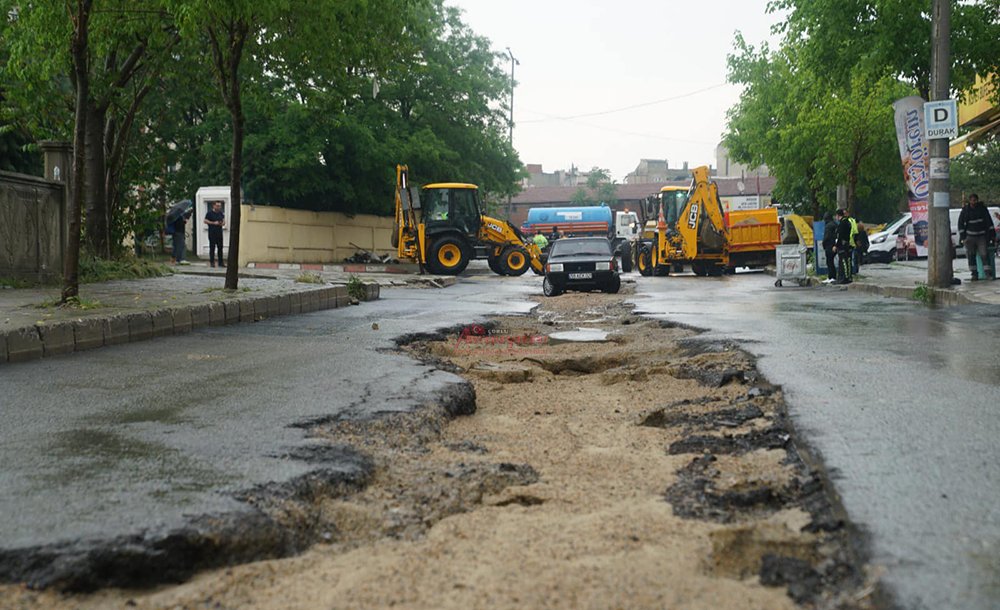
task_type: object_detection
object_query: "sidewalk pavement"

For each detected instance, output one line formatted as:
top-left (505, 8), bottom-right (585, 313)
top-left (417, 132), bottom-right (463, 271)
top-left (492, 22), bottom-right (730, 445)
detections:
top-left (833, 258), bottom-right (1000, 306)
top-left (0, 262), bottom-right (456, 365)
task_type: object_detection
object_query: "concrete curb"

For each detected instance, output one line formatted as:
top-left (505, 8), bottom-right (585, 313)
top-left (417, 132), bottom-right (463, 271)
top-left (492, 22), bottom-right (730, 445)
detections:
top-left (0, 282), bottom-right (380, 366)
top-left (247, 262), bottom-right (420, 274)
top-left (847, 281), bottom-right (975, 306)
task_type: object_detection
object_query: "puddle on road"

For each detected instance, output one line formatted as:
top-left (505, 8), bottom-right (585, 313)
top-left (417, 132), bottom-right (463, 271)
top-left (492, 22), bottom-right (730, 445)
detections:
top-left (547, 327), bottom-right (611, 343)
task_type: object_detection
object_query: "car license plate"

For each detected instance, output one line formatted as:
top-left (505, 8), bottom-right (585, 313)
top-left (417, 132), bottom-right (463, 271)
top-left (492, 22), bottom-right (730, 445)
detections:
top-left (568, 272), bottom-right (592, 279)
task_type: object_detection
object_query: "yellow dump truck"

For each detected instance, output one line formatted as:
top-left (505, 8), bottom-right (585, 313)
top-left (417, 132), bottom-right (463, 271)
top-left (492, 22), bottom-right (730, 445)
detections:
top-left (636, 166), bottom-right (780, 276)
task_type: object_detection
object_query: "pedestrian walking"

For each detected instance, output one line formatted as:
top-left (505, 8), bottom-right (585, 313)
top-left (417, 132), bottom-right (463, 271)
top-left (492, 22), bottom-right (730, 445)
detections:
top-left (204, 201), bottom-right (226, 267)
top-left (548, 226), bottom-right (562, 242)
top-left (532, 232), bottom-right (549, 251)
top-left (821, 212), bottom-right (838, 281)
top-left (833, 208), bottom-right (855, 284)
top-left (169, 210), bottom-right (191, 265)
top-left (958, 193), bottom-right (995, 281)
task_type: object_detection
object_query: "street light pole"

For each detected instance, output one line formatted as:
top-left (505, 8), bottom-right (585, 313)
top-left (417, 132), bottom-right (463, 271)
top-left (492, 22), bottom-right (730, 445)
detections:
top-left (928, 0), bottom-right (953, 288)
top-left (506, 47), bottom-right (518, 145)
top-left (506, 47), bottom-right (519, 221)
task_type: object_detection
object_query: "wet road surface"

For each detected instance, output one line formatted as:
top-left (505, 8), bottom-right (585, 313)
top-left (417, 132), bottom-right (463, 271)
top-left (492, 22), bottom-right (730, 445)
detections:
top-left (0, 278), bottom-right (535, 561)
top-left (632, 273), bottom-right (1000, 610)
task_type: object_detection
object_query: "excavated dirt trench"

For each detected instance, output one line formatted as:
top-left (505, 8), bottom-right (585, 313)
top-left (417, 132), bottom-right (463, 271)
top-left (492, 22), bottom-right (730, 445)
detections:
top-left (2, 284), bottom-right (887, 610)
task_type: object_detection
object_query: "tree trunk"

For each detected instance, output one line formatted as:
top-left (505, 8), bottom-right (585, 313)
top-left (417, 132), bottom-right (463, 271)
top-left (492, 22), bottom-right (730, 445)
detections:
top-left (84, 100), bottom-right (108, 258)
top-left (63, 0), bottom-right (93, 303)
top-left (219, 23), bottom-right (248, 291)
top-left (225, 98), bottom-right (244, 290)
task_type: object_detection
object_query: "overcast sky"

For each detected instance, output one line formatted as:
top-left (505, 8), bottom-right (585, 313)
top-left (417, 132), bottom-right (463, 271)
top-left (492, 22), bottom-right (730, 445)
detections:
top-left (446, 0), bottom-right (785, 181)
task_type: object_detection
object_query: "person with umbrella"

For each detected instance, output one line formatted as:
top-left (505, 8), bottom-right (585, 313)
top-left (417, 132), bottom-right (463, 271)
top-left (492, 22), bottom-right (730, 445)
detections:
top-left (165, 200), bottom-right (193, 265)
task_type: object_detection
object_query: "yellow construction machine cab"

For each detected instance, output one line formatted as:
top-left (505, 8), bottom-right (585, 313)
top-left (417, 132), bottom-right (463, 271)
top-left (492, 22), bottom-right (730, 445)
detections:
top-left (393, 164), bottom-right (544, 276)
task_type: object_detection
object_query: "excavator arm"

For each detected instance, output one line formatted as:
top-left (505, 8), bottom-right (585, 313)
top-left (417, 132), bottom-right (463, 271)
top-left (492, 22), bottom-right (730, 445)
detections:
top-left (479, 215), bottom-right (545, 273)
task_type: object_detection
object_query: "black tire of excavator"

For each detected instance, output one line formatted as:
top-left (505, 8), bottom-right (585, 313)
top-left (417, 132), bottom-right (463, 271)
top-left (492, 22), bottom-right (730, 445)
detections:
top-left (487, 254), bottom-right (506, 275)
top-left (619, 241), bottom-right (633, 273)
top-left (638, 247), bottom-right (652, 277)
top-left (650, 245), bottom-right (668, 276)
top-left (500, 245), bottom-right (531, 276)
top-left (426, 235), bottom-right (471, 275)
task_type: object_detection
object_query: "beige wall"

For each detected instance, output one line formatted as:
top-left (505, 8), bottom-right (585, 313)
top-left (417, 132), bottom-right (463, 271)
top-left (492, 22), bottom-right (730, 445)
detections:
top-left (238, 205), bottom-right (395, 266)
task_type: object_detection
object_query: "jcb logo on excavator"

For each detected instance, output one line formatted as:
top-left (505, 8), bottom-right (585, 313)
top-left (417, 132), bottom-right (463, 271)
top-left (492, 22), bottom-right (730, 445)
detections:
top-left (687, 204), bottom-right (699, 229)
top-left (486, 222), bottom-right (503, 233)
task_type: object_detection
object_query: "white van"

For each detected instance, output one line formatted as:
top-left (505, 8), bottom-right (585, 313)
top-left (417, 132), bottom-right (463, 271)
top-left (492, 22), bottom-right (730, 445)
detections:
top-left (866, 213), bottom-right (911, 263)
top-left (950, 206), bottom-right (1000, 258)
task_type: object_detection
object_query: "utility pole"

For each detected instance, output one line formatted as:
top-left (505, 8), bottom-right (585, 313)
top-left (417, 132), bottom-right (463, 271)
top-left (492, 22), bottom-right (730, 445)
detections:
top-left (928, 0), bottom-right (953, 288)
top-left (506, 47), bottom-right (519, 221)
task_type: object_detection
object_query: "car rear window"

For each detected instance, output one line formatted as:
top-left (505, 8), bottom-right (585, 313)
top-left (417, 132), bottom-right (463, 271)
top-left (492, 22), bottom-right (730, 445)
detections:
top-left (550, 238), bottom-right (612, 257)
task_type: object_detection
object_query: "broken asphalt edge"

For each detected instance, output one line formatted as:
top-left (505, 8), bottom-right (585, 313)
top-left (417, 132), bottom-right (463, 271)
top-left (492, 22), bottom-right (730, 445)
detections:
top-left (637, 310), bottom-right (898, 610)
top-left (0, 282), bottom-right (381, 366)
top-left (0, 328), bottom-right (482, 592)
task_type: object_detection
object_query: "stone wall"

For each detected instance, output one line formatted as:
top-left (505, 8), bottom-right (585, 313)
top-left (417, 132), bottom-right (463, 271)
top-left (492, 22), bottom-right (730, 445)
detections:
top-left (0, 171), bottom-right (65, 282)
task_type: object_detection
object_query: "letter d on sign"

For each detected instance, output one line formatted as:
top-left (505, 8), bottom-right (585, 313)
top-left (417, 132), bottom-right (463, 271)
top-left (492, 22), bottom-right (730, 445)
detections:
top-left (934, 108), bottom-right (948, 122)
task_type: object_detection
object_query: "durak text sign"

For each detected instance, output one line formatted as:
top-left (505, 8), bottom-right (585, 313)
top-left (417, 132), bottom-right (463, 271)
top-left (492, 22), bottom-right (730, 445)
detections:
top-left (923, 100), bottom-right (958, 140)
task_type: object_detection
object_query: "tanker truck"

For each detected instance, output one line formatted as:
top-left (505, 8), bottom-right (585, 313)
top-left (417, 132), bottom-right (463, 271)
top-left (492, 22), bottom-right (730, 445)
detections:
top-left (520, 205), bottom-right (640, 272)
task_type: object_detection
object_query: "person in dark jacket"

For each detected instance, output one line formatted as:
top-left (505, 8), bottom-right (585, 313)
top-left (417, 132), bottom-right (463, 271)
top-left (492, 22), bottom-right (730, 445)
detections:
top-left (204, 201), bottom-right (226, 267)
top-left (821, 212), bottom-right (838, 280)
top-left (833, 208), bottom-right (855, 284)
top-left (958, 193), bottom-right (995, 280)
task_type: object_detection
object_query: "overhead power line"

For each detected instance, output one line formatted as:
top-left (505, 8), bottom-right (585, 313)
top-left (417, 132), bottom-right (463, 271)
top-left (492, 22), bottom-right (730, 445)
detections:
top-left (519, 83), bottom-right (728, 124)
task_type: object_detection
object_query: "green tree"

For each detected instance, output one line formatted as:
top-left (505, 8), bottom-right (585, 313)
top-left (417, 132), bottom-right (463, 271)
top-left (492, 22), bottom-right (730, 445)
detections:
top-left (768, 0), bottom-right (1000, 99)
top-left (725, 27), bottom-right (910, 220)
top-left (167, 0), bottom-right (423, 289)
top-left (1, 1), bottom-right (179, 258)
top-left (953, 140), bottom-right (1000, 204)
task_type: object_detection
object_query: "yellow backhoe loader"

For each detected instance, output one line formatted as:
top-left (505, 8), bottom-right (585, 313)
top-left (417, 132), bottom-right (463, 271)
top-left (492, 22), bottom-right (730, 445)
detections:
top-left (636, 166), bottom-right (780, 276)
top-left (392, 165), bottom-right (544, 276)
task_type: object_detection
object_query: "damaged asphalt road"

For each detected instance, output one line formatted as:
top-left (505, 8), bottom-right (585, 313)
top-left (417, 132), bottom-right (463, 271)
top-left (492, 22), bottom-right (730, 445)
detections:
top-left (0, 278), bottom-right (536, 590)
top-left (634, 273), bottom-right (1000, 610)
top-left (5, 281), bottom-right (881, 610)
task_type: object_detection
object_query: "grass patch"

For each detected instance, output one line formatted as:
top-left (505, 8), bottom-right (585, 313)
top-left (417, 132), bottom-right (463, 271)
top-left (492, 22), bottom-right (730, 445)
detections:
top-left (912, 283), bottom-right (933, 304)
top-left (296, 272), bottom-right (324, 284)
top-left (79, 254), bottom-right (172, 284)
top-left (347, 274), bottom-right (366, 300)
top-left (0, 277), bottom-right (36, 289)
top-left (36, 295), bottom-right (103, 310)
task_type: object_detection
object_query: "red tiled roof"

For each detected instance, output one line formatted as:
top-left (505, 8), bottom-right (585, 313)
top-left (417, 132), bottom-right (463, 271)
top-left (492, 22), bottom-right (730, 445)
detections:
top-left (511, 176), bottom-right (775, 205)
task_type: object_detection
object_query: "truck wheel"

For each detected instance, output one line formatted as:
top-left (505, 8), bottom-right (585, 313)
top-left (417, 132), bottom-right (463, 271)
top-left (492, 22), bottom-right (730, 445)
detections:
top-left (638, 247), bottom-right (652, 276)
top-left (501, 246), bottom-right (530, 276)
top-left (602, 274), bottom-right (621, 294)
top-left (619, 242), bottom-right (633, 273)
top-left (427, 236), bottom-right (471, 275)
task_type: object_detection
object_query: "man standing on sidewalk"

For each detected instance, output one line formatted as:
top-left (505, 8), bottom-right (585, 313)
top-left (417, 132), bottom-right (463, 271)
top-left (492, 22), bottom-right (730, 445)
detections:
top-left (958, 194), bottom-right (995, 281)
top-left (833, 208), bottom-right (856, 284)
top-left (204, 201), bottom-right (226, 268)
